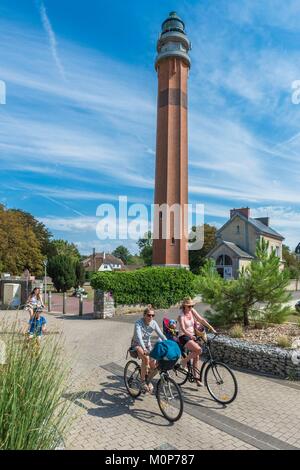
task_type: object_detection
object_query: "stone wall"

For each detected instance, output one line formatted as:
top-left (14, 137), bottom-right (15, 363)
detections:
top-left (115, 304), bottom-right (144, 316)
top-left (205, 335), bottom-right (300, 380)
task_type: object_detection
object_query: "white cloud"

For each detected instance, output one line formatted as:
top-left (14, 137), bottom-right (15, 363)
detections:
top-left (39, 216), bottom-right (98, 232)
top-left (38, 1), bottom-right (66, 79)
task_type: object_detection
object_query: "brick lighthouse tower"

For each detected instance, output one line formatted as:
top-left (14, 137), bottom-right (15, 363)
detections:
top-left (152, 12), bottom-right (191, 268)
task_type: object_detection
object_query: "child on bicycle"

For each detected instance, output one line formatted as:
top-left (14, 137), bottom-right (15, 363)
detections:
top-left (27, 307), bottom-right (47, 341)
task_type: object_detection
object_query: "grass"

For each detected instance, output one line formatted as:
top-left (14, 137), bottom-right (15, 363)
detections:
top-left (0, 321), bottom-right (76, 450)
top-left (229, 324), bottom-right (244, 339)
top-left (276, 335), bottom-right (293, 349)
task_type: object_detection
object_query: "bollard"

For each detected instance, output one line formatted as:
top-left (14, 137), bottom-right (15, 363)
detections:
top-left (79, 295), bottom-right (83, 317)
top-left (48, 291), bottom-right (52, 313)
top-left (63, 292), bottom-right (66, 315)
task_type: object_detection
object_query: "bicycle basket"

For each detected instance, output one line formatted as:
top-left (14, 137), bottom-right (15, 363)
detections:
top-left (158, 359), bottom-right (178, 371)
top-left (194, 325), bottom-right (207, 342)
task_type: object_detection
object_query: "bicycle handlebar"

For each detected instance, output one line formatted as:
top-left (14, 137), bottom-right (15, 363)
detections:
top-left (195, 330), bottom-right (219, 344)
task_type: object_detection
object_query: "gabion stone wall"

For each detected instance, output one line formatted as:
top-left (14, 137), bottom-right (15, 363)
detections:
top-left (206, 335), bottom-right (300, 380)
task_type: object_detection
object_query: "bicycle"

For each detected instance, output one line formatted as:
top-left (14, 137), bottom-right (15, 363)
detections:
top-left (124, 356), bottom-right (184, 422)
top-left (169, 332), bottom-right (238, 405)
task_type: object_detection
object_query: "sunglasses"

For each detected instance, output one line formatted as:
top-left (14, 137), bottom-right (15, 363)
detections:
top-left (146, 313), bottom-right (155, 317)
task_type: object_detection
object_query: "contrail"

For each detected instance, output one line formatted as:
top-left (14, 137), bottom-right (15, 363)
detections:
top-left (37, 0), bottom-right (66, 80)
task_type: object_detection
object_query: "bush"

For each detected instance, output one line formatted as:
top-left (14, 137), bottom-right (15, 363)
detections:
top-left (91, 267), bottom-right (197, 308)
top-left (0, 322), bottom-right (74, 449)
top-left (229, 324), bottom-right (244, 338)
top-left (276, 335), bottom-right (292, 349)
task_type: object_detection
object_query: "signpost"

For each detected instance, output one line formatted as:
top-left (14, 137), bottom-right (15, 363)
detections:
top-left (43, 260), bottom-right (48, 305)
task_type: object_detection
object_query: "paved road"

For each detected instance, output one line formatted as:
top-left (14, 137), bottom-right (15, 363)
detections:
top-left (49, 291), bottom-right (300, 317)
top-left (1, 309), bottom-right (299, 450)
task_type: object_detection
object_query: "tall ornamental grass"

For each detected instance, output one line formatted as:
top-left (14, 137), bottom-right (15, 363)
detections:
top-left (0, 321), bottom-right (74, 450)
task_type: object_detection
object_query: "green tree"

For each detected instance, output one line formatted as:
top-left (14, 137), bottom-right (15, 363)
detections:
top-left (127, 254), bottom-right (144, 266)
top-left (112, 246), bottom-right (133, 265)
top-left (0, 208), bottom-right (44, 275)
top-left (75, 261), bottom-right (86, 288)
top-left (189, 224), bottom-right (217, 273)
top-left (137, 231), bottom-right (153, 266)
top-left (282, 244), bottom-right (300, 281)
top-left (10, 209), bottom-right (52, 256)
top-left (198, 239), bottom-right (292, 327)
top-left (47, 239), bottom-right (80, 261)
top-left (47, 255), bottom-right (76, 292)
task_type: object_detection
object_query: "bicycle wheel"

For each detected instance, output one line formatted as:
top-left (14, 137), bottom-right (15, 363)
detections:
top-left (156, 375), bottom-right (184, 422)
top-left (124, 360), bottom-right (142, 398)
top-left (204, 362), bottom-right (238, 405)
top-left (168, 364), bottom-right (189, 386)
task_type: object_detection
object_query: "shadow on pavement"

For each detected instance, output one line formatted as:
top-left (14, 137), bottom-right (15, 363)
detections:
top-left (52, 314), bottom-right (95, 320)
top-left (64, 374), bottom-right (174, 427)
top-left (181, 387), bottom-right (225, 411)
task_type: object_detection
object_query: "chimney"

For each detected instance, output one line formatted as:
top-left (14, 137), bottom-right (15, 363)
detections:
top-left (93, 248), bottom-right (96, 271)
top-left (255, 217), bottom-right (270, 227)
top-left (230, 207), bottom-right (250, 219)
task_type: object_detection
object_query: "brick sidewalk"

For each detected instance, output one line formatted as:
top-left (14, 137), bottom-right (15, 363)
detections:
top-left (1, 309), bottom-right (299, 450)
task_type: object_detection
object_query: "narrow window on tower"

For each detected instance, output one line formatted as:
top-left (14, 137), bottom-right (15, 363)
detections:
top-left (171, 237), bottom-right (175, 245)
top-left (159, 211), bottom-right (162, 239)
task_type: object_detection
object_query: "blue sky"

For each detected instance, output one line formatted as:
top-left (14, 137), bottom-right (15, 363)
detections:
top-left (0, 0), bottom-right (300, 254)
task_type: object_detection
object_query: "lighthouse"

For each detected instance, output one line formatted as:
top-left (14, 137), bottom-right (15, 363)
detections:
top-left (152, 12), bottom-right (191, 268)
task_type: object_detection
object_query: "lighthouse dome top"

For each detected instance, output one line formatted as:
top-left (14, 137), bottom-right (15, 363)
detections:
top-left (161, 12), bottom-right (186, 35)
top-left (155, 12), bottom-right (191, 70)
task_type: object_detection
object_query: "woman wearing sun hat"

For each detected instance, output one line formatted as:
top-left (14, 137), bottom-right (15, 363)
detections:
top-left (178, 297), bottom-right (216, 386)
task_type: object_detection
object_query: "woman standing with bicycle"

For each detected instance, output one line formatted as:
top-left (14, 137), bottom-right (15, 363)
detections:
top-left (178, 298), bottom-right (217, 386)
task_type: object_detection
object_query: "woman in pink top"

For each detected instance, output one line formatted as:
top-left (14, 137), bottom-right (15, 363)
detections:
top-left (178, 297), bottom-right (216, 386)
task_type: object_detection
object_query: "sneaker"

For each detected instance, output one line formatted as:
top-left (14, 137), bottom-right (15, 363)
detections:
top-left (141, 382), bottom-right (149, 393)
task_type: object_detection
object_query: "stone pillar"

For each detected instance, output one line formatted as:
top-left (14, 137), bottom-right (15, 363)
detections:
top-left (94, 290), bottom-right (115, 319)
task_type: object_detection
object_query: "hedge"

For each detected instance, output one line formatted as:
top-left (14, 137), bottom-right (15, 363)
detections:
top-left (91, 267), bottom-right (197, 309)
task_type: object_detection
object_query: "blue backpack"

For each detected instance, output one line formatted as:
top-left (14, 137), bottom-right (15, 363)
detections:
top-left (150, 339), bottom-right (181, 361)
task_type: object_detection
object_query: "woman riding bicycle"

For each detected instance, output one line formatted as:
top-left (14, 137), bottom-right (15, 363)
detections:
top-left (130, 305), bottom-right (167, 392)
top-left (178, 297), bottom-right (217, 387)
top-left (25, 287), bottom-right (44, 319)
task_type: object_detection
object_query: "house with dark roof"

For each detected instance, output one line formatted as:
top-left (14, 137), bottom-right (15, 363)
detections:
top-left (206, 208), bottom-right (284, 279)
top-left (82, 252), bottom-right (124, 272)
